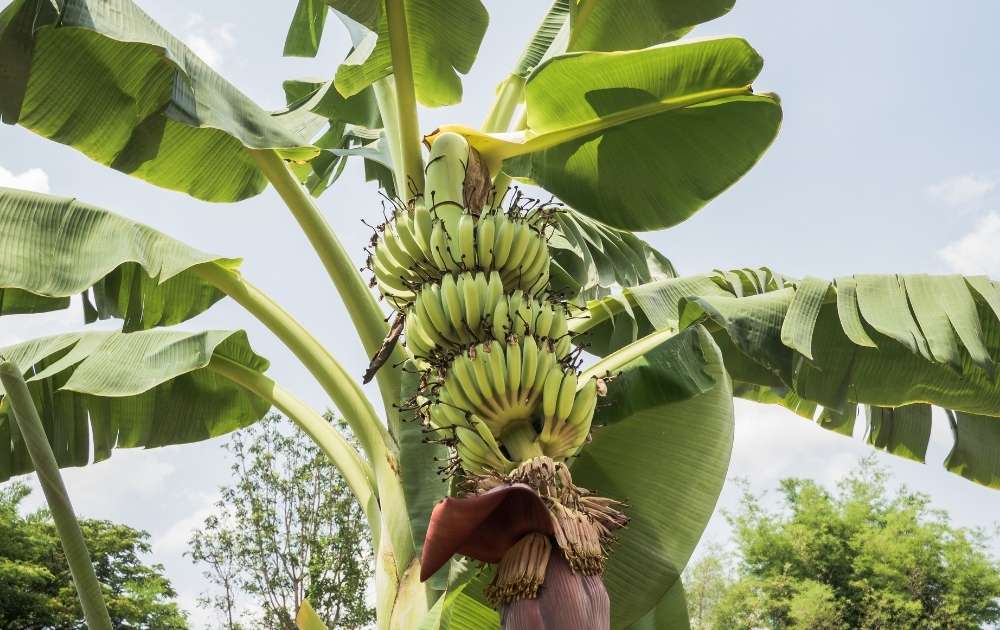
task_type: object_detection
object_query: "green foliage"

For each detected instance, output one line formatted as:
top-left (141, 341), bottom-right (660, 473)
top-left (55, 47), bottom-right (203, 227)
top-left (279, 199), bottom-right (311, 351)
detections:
top-left (566, 0), bottom-right (734, 52)
top-left (330, 0), bottom-right (489, 107)
top-left (580, 269), bottom-right (1000, 488)
top-left (548, 208), bottom-right (677, 303)
top-left (2, 0), bottom-right (999, 626)
top-left (681, 543), bottom-right (729, 630)
top-left (0, 330), bottom-right (270, 482)
top-left (188, 413), bottom-right (374, 629)
top-left (627, 580), bottom-right (691, 630)
top-left (0, 481), bottom-right (187, 629)
top-left (280, 80), bottom-right (392, 197)
top-left (573, 326), bottom-right (734, 627)
top-left (284, 0), bottom-right (328, 58)
top-left (0, 0), bottom-right (318, 201)
top-left (685, 459), bottom-right (1000, 630)
top-left (469, 37), bottom-right (782, 231)
top-left (0, 186), bottom-right (235, 330)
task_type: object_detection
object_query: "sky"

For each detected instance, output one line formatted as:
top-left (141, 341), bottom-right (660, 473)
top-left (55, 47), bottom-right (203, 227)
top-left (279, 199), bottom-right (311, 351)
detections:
top-left (2, 0), bottom-right (1000, 626)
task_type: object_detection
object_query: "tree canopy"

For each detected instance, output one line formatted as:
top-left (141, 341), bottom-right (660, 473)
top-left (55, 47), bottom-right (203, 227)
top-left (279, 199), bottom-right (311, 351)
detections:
top-left (188, 413), bottom-right (374, 629)
top-left (686, 457), bottom-right (1000, 630)
top-left (0, 481), bottom-right (187, 629)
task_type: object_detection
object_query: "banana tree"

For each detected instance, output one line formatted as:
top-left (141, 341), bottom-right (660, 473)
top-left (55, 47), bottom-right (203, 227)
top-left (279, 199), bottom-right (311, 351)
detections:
top-left (0, 1), bottom-right (997, 629)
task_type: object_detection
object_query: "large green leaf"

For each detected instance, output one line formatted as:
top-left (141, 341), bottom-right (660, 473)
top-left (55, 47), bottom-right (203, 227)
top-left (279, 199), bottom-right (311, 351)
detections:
top-left (281, 79), bottom-right (393, 196)
top-left (512, 0), bottom-right (569, 78)
top-left (331, 0), bottom-right (488, 108)
top-left (572, 270), bottom-right (755, 356)
top-left (0, 187), bottom-right (234, 331)
top-left (397, 360), bottom-right (450, 588)
top-left (440, 37), bottom-right (781, 231)
top-left (327, 0), bottom-right (381, 30)
top-left (415, 582), bottom-right (499, 630)
top-left (572, 326), bottom-right (734, 627)
top-left (678, 275), bottom-right (1000, 417)
top-left (0, 0), bottom-right (319, 202)
top-left (946, 411), bottom-right (1000, 489)
top-left (513, 0), bottom-right (735, 79)
top-left (581, 269), bottom-right (1000, 488)
top-left (626, 580), bottom-right (690, 630)
top-left (285, 0), bottom-right (329, 58)
top-left (440, 591), bottom-right (499, 630)
top-left (549, 208), bottom-right (677, 303)
top-left (865, 404), bottom-right (932, 463)
top-left (0, 329), bottom-right (270, 482)
top-left (567, 0), bottom-right (734, 52)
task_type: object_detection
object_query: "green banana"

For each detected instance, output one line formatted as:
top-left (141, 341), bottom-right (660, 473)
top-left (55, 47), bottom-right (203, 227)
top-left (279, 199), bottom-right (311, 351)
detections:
top-left (368, 136), bottom-right (598, 471)
top-left (477, 215), bottom-right (496, 270)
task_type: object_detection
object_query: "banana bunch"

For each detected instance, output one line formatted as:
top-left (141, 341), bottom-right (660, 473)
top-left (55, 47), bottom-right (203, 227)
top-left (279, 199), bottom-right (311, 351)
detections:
top-left (538, 377), bottom-right (598, 460)
top-left (454, 415), bottom-right (515, 474)
top-left (404, 271), bottom-right (572, 360)
top-left (427, 336), bottom-right (591, 448)
top-left (371, 132), bottom-right (599, 473)
top-left (371, 208), bottom-right (550, 310)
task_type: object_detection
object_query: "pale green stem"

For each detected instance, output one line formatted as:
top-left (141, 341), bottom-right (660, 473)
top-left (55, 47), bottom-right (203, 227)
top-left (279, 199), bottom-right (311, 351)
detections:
top-left (566, 294), bottom-right (628, 336)
top-left (194, 263), bottom-right (414, 580)
top-left (373, 79), bottom-right (407, 197)
top-left (0, 362), bottom-right (113, 630)
top-left (502, 422), bottom-right (543, 460)
top-left (207, 355), bottom-right (381, 544)
top-left (481, 75), bottom-right (526, 133)
top-left (246, 148), bottom-right (405, 415)
top-left (385, 0), bottom-right (424, 198)
top-left (492, 171), bottom-right (513, 202)
top-left (490, 110), bottom-right (528, 199)
top-left (580, 328), bottom-right (677, 385)
top-left (481, 76), bottom-right (525, 199)
top-left (194, 262), bottom-right (390, 461)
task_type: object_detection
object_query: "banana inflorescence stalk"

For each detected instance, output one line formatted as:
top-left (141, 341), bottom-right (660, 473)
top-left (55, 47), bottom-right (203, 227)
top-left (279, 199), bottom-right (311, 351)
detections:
top-left (365, 132), bottom-right (625, 626)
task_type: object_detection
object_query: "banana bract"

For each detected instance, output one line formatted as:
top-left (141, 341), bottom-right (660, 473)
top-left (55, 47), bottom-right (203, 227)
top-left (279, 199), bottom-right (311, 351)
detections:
top-left (368, 133), bottom-right (621, 623)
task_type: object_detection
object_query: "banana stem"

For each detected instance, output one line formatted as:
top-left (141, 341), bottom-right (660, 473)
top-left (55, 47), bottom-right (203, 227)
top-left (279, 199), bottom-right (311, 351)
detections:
top-left (481, 75), bottom-right (525, 201)
top-left (0, 362), bottom-right (113, 630)
top-left (194, 263), bottom-right (415, 579)
top-left (385, 0), bottom-right (424, 198)
top-left (503, 422), bottom-right (544, 461)
top-left (580, 328), bottom-right (677, 385)
top-left (482, 75), bottom-right (526, 133)
top-left (489, 110), bottom-right (527, 199)
top-left (246, 148), bottom-right (406, 415)
top-left (194, 262), bottom-right (390, 458)
top-left (208, 356), bottom-right (382, 545)
top-left (192, 263), bottom-right (415, 577)
top-left (373, 78), bottom-right (407, 197)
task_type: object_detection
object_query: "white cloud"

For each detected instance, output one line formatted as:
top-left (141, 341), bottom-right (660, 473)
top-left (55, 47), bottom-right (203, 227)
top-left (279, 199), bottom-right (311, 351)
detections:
top-left (183, 18), bottom-right (236, 70)
top-left (0, 165), bottom-right (49, 193)
top-left (153, 491), bottom-right (219, 556)
top-left (927, 173), bottom-right (995, 206)
top-left (939, 211), bottom-right (1000, 276)
top-left (183, 12), bottom-right (205, 30)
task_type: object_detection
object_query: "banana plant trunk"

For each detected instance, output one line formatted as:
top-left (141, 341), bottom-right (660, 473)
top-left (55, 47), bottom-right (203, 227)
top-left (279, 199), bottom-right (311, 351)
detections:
top-left (366, 134), bottom-right (627, 627)
top-left (0, 362), bottom-right (113, 630)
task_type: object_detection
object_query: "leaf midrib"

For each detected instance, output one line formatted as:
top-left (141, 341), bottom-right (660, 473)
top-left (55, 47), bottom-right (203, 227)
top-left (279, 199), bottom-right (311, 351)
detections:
top-left (503, 84), bottom-right (755, 161)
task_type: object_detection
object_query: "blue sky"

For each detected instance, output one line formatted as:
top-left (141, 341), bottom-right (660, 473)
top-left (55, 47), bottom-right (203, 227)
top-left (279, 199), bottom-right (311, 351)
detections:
top-left (2, 1), bottom-right (1000, 626)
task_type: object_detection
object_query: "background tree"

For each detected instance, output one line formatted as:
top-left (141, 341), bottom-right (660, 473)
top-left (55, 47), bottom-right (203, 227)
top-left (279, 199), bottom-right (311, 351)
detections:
top-left (683, 543), bottom-right (732, 630)
top-left (188, 413), bottom-right (374, 629)
top-left (684, 457), bottom-right (1000, 630)
top-left (0, 480), bottom-right (187, 629)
